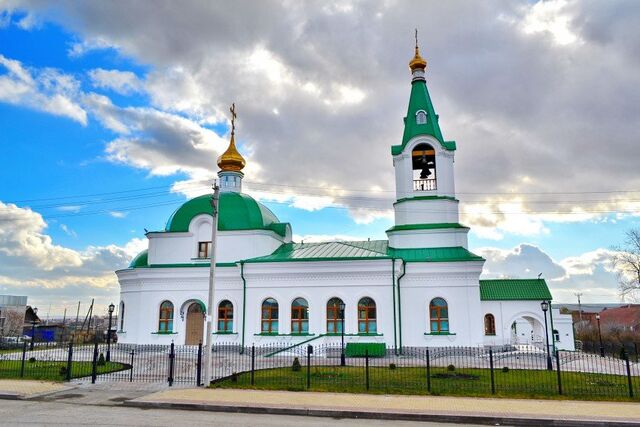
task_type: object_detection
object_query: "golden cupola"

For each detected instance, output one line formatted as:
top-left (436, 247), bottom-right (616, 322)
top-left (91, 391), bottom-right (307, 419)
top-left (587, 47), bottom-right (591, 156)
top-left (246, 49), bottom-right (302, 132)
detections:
top-left (409, 30), bottom-right (427, 75)
top-left (217, 103), bottom-right (246, 172)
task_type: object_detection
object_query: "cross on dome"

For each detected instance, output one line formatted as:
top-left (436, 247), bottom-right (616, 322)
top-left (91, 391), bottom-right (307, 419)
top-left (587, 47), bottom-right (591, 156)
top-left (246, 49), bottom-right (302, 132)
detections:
top-left (217, 102), bottom-right (246, 172)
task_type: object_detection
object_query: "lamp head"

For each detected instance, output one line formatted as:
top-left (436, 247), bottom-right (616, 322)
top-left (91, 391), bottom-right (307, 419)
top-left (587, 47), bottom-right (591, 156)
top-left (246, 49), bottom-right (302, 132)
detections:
top-left (596, 313), bottom-right (600, 320)
top-left (108, 303), bottom-right (115, 314)
top-left (33, 307), bottom-right (38, 315)
top-left (540, 301), bottom-right (549, 312)
top-left (339, 302), bottom-right (346, 311)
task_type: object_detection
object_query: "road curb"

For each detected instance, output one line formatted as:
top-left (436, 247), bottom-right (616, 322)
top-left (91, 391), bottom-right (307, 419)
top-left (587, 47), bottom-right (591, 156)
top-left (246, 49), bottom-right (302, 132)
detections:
top-left (123, 399), bottom-right (640, 427)
top-left (0, 392), bottom-right (21, 400)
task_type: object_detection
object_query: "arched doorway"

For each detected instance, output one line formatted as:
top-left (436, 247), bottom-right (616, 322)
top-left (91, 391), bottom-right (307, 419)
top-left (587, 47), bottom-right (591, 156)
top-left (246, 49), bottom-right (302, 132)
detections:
top-left (510, 315), bottom-right (545, 348)
top-left (185, 302), bottom-right (204, 345)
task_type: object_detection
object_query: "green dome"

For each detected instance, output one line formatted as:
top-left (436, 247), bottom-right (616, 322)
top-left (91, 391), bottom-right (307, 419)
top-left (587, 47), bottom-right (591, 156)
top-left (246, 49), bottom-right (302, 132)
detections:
top-left (165, 192), bottom-right (288, 237)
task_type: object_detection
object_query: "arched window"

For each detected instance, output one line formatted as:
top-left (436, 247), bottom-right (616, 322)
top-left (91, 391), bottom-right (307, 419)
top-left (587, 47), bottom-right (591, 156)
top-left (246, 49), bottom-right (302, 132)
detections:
top-left (429, 298), bottom-right (448, 333)
top-left (484, 314), bottom-right (496, 335)
top-left (327, 298), bottom-right (344, 334)
top-left (412, 143), bottom-right (436, 191)
top-left (416, 110), bottom-right (427, 124)
top-left (119, 301), bottom-right (125, 331)
top-left (358, 297), bottom-right (377, 334)
top-left (261, 298), bottom-right (279, 333)
top-left (158, 300), bottom-right (174, 332)
top-left (291, 298), bottom-right (309, 334)
top-left (218, 300), bottom-right (233, 332)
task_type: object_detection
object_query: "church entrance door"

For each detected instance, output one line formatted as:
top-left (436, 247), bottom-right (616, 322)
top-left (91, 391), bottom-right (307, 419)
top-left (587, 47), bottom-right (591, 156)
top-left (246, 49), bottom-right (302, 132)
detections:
top-left (185, 302), bottom-right (204, 345)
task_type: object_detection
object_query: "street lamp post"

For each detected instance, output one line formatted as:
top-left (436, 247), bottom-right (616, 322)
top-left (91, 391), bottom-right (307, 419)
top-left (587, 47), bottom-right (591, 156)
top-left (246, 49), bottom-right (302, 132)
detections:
top-left (30, 307), bottom-right (38, 351)
top-left (106, 303), bottom-right (115, 362)
top-left (596, 313), bottom-right (604, 357)
top-left (540, 301), bottom-right (553, 370)
top-left (339, 302), bottom-right (346, 367)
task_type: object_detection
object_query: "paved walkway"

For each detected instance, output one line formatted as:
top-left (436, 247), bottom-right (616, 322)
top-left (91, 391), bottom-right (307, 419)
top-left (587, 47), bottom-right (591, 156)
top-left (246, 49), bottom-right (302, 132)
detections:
top-left (128, 388), bottom-right (640, 426)
top-left (0, 379), bottom-right (71, 399)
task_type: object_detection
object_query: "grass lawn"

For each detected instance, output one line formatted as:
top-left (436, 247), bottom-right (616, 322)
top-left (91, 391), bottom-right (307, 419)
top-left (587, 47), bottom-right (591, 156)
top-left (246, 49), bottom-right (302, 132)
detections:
top-left (212, 366), bottom-right (639, 401)
top-left (0, 359), bottom-right (128, 381)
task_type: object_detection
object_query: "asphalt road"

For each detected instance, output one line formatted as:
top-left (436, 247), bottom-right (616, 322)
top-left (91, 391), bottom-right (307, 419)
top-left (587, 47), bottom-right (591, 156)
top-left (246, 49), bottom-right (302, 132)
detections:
top-left (0, 399), bottom-right (490, 427)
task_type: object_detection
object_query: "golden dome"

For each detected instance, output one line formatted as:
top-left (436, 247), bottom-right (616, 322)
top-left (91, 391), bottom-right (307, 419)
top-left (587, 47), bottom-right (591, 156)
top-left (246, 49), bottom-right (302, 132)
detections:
top-left (409, 30), bottom-right (427, 72)
top-left (217, 132), bottom-right (246, 172)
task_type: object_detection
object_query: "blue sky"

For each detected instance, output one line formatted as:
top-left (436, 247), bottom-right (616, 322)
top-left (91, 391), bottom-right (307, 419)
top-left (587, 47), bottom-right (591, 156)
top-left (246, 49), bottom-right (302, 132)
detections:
top-left (1, 1), bottom-right (639, 315)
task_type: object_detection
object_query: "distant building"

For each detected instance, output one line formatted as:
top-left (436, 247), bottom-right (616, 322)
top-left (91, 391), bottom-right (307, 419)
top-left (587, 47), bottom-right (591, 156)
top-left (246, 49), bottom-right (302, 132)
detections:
top-left (0, 295), bottom-right (28, 337)
top-left (599, 305), bottom-right (640, 332)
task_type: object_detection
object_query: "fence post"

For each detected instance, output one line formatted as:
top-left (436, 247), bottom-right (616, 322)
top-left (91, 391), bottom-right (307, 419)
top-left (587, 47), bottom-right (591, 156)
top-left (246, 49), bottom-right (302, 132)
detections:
top-left (129, 350), bottom-right (134, 382)
top-left (168, 342), bottom-right (175, 387)
top-left (196, 342), bottom-right (202, 386)
top-left (91, 336), bottom-right (98, 384)
top-left (555, 350), bottom-right (562, 395)
top-left (426, 348), bottom-right (431, 393)
top-left (306, 345), bottom-right (312, 389)
top-left (251, 344), bottom-right (255, 386)
top-left (20, 340), bottom-right (27, 378)
top-left (624, 351), bottom-right (634, 399)
top-left (635, 342), bottom-right (639, 363)
top-left (65, 341), bottom-right (73, 381)
top-left (365, 349), bottom-right (370, 391)
top-left (489, 348), bottom-right (495, 395)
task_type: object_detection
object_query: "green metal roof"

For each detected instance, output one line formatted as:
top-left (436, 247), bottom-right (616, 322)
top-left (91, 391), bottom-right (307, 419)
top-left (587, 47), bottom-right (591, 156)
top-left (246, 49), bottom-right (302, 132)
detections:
top-left (244, 240), bottom-right (389, 263)
top-left (243, 240), bottom-right (483, 264)
top-left (387, 246), bottom-right (483, 263)
top-left (391, 78), bottom-right (456, 155)
top-left (479, 279), bottom-right (552, 301)
top-left (164, 192), bottom-right (289, 237)
top-left (386, 223), bottom-right (469, 233)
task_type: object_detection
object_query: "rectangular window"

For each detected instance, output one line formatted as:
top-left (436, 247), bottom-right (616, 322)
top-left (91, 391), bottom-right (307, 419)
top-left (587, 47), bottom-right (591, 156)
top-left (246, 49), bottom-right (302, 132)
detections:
top-left (198, 241), bottom-right (212, 258)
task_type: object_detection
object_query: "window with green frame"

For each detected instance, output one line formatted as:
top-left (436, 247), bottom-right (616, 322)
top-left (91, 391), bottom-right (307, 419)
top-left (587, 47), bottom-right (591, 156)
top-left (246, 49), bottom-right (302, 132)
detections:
top-left (261, 298), bottom-right (278, 333)
top-left (358, 297), bottom-right (376, 333)
top-left (291, 297), bottom-right (309, 334)
top-left (158, 300), bottom-right (174, 332)
top-left (429, 298), bottom-right (448, 333)
top-left (218, 300), bottom-right (233, 332)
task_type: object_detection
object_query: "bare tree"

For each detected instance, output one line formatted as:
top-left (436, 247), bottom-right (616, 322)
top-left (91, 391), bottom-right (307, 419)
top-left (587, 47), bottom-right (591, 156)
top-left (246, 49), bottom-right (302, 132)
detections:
top-left (612, 229), bottom-right (640, 301)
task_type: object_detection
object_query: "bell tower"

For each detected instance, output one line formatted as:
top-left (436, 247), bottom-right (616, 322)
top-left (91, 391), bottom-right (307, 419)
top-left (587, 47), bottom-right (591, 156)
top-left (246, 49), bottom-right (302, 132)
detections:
top-left (387, 34), bottom-right (468, 250)
top-left (217, 103), bottom-right (246, 193)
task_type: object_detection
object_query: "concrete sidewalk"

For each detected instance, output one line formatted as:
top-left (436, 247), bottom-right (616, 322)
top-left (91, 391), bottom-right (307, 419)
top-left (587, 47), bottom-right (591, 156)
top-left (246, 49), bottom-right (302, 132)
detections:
top-left (126, 388), bottom-right (640, 426)
top-left (0, 379), bottom-right (72, 399)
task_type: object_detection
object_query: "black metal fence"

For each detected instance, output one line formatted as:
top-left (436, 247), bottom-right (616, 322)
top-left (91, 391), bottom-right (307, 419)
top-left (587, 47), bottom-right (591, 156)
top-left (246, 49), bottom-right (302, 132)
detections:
top-left (1, 339), bottom-right (639, 400)
top-left (579, 340), bottom-right (640, 361)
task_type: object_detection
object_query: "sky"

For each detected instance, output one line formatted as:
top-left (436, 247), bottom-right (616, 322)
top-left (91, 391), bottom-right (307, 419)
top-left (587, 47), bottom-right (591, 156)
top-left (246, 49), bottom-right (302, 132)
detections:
top-left (0, 0), bottom-right (639, 318)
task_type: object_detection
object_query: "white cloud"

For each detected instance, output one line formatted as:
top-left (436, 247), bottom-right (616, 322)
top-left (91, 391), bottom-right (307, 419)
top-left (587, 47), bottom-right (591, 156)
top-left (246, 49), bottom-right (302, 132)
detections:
top-left (0, 201), bottom-right (144, 315)
top-left (477, 243), bottom-right (623, 303)
top-left (520, 0), bottom-right (580, 45)
top-left (292, 233), bottom-right (366, 243)
top-left (88, 68), bottom-right (143, 95)
top-left (0, 55), bottom-right (87, 124)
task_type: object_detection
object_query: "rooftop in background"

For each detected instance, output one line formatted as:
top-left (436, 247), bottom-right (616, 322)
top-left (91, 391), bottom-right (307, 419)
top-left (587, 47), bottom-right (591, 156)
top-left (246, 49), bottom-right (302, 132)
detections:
top-left (0, 295), bottom-right (27, 306)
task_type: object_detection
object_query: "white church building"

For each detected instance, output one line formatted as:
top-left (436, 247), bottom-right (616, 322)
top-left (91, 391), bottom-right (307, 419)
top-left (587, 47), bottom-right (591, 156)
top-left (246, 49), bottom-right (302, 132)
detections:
top-left (116, 43), bottom-right (574, 352)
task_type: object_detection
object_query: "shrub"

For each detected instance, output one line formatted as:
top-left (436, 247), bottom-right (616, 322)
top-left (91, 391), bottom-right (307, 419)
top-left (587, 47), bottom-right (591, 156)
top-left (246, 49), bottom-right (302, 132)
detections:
top-left (389, 363), bottom-right (397, 370)
top-left (59, 366), bottom-right (67, 377)
top-left (447, 364), bottom-right (455, 371)
top-left (502, 366), bottom-right (509, 373)
top-left (28, 357), bottom-right (36, 363)
top-left (291, 357), bottom-right (301, 372)
top-left (97, 353), bottom-right (106, 366)
top-left (230, 372), bottom-right (238, 383)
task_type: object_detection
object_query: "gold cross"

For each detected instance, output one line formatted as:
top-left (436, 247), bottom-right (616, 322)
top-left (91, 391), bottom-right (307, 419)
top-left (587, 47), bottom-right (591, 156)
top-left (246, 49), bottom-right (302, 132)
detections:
top-left (229, 103), bottom-right (237, 134)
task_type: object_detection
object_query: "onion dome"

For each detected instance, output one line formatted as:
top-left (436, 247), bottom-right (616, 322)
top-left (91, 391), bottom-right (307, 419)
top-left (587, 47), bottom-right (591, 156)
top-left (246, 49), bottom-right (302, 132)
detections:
top-left (409, 32), bottom-right (427, 72)
top-left (217, 132), bottom-right (246, 172)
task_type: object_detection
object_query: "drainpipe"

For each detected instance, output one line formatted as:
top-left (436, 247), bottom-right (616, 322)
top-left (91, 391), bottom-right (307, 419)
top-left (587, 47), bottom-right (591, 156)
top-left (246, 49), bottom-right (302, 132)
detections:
top-left (391, 258), bottom-right (397, 353)
top-left (396, 260), bottom-right (407, 354)
top-left (549, 299), bottom-right (556, 353)
top-left (240, 261), bottom-right (247, 350)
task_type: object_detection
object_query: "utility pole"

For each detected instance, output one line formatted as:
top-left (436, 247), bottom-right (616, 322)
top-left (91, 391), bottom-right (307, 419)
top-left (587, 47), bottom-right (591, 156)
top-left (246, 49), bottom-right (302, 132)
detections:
top-left (203, 181), bottom-right (220, 386)
top-left (575, 293), bottom-right (583, 322)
